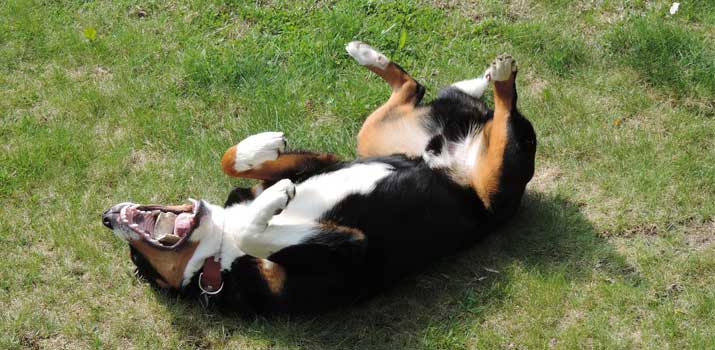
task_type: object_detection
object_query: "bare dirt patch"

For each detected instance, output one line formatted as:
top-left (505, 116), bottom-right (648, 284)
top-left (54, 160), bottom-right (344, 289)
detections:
top-left (527, 163), bottom-right (562, 193)
top-left (684, 219), bottom-right (715, 249)
top-left (622, 223), bottom-right (659, 237)
top-left (124, 148), bottom-right (164, 171)
top-left (424, 0), bottom-right (539, 21)
top-left (507, 0), bottom-right (535, 19)
top-left (523, 70), bottom-right (548, 97)
top-left (37, 334), bottom-right (86, 350)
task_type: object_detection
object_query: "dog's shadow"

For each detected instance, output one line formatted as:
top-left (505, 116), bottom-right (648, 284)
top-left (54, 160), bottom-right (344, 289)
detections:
top-left (155, 191), bottom-right (635, 349)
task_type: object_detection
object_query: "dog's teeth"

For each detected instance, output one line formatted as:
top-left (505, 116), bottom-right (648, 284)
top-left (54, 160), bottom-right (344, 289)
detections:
top-left (157, 234), bottom-right (181, 245)
top-left (154, 212), bottom-right (177, 238)
top-left (129, 224), bottom-right (138, 228)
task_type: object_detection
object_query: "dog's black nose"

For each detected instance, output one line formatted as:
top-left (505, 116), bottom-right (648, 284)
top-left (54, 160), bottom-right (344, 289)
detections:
top-left (102, 209), bottom-right (114, 229)
top-left (102, 203), bottom-right (133, 230)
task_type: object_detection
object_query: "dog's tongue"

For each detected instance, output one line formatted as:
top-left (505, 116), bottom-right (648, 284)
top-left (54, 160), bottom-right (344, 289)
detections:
top-left (173, 213), bottom-right (194, 237)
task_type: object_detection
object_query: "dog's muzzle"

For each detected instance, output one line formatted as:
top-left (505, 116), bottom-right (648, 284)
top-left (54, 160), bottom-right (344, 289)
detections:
top-left (102, 202), bottom-right (132, 230)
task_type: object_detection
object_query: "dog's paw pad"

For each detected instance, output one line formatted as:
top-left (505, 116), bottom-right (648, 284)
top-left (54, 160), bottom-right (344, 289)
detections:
top-left (346, 41), bottom-right (389, 70)
top-left (233, 132), bottom-right (286, 172)
top-left (485, 54), bottom-right (517, 81)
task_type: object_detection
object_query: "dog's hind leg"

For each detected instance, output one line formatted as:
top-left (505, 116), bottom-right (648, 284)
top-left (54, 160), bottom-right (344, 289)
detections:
top-left (346, 41), bottom-right (431, 157)
top-left (469, 54), bottom-right (536, 219)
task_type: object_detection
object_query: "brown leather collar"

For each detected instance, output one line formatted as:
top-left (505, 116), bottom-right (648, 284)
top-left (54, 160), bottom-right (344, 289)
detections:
top-left (199, 257), bottom-right (223, 294)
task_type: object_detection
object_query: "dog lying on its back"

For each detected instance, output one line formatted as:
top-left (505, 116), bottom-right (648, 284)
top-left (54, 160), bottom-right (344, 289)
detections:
top-left (101, 42), bottom-right (536, 315)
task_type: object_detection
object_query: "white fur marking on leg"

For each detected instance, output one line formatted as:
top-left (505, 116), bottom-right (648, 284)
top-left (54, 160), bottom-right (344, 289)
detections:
top-left (346, 41), bottom-right (389, 70)
top-left (246, 179), bottom-right (296, 230)
top-left (485, 54), bottom-right (517, 82)
top-left (232, 132), bottom-right (286, 172)
top-left (451, 76), bottom-right (489, 98)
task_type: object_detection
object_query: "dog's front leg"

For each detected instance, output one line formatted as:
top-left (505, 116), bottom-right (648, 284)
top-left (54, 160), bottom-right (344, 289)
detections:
top-left (221, 132), bottom-right (338, 182)
top-left (243, 179), bottom-right (295, 233)
top-left (235, 179), bottom-right (313, 259)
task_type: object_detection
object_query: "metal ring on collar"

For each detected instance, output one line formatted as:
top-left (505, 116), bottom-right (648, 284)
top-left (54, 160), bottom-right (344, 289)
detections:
top-left (198, 272), bottom-right (224, 295)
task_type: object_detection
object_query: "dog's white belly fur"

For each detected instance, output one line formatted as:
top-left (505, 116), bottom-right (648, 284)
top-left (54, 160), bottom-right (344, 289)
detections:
top-left (237, 163), bottom-right (395, 259)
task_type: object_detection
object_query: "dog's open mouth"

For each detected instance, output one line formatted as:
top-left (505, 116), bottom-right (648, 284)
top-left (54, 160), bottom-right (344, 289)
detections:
top-left (118, 199), bottom-right (204, 249)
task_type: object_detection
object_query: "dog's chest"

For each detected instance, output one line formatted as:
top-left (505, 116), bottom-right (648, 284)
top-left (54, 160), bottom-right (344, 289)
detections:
top-left (269, 163), bottom-right (394, 224)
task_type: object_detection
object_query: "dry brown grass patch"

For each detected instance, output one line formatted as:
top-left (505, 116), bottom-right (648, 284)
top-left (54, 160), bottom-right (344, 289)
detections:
top-left (527, 163), bottom-right (562, 193)
top-left (684, 219), bottom-right (715, 249)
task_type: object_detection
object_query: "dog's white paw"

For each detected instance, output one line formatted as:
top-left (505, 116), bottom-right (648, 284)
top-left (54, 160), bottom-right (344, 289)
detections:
top-left (232, 132), bottom-right (287, 172)
top-left (346, 41), bottom-right (389, 70)
top-left (484, 54), bottom-right (517, 82)
top-left (253, 179), bottom-right (296, 215)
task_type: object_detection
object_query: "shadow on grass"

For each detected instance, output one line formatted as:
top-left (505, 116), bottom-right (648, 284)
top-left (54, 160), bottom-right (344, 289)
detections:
top-left (154, 190), bottom-right (636, 349)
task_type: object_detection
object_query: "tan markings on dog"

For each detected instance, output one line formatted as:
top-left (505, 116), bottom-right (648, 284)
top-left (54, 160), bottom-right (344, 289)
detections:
top-left (258, 259), bottom-right (285, 295)
top-left (220, 145), bottom-right (240, 176)
top-left (357, 63), bottom-right (428, 157)
top-left (365, 63), bottom-right (412, 91)
top-left (358, 107), bottom-right (430, 157)
top-left (472, 72), bottom-right (516, 209)
top-left (129, 240), bottom-right (199, 288)
top-left (221, 151), bottom-right (338, 180)
top-left (320, 221), bottom-right (366, 240)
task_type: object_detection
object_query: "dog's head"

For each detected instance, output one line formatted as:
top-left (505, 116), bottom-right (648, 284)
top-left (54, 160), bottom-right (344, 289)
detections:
top-left (101, 199), bottom-right (220, 290)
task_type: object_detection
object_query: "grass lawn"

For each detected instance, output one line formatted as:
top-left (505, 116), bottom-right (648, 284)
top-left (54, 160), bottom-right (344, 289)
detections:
top-left (2, 0), bottom-right (715, 348)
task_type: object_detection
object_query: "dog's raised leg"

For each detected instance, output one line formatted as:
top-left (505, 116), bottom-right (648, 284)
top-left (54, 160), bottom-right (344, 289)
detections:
top-left (471, 54), bottom-right (535, 217)
top-left (221, 132), bottom-right (339, 182)
top-left (244, 179), bottom-right (296, 231)
top-left (221, 132), bottom-right (339, 206)
top-left (346, 41), bottom-right (430, 157)
top-left (472, 55), bottom-right (517, 210)
top-left (233, 179), bottom-right (297, 257)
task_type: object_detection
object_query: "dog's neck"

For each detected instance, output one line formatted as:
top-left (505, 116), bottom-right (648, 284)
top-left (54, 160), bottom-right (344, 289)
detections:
top-left (181, 201), bottom-right (249, 286)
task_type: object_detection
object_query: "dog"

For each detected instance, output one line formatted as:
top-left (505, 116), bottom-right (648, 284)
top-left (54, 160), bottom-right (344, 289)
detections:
top-left (101, 41), bottom-right (536, 315)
